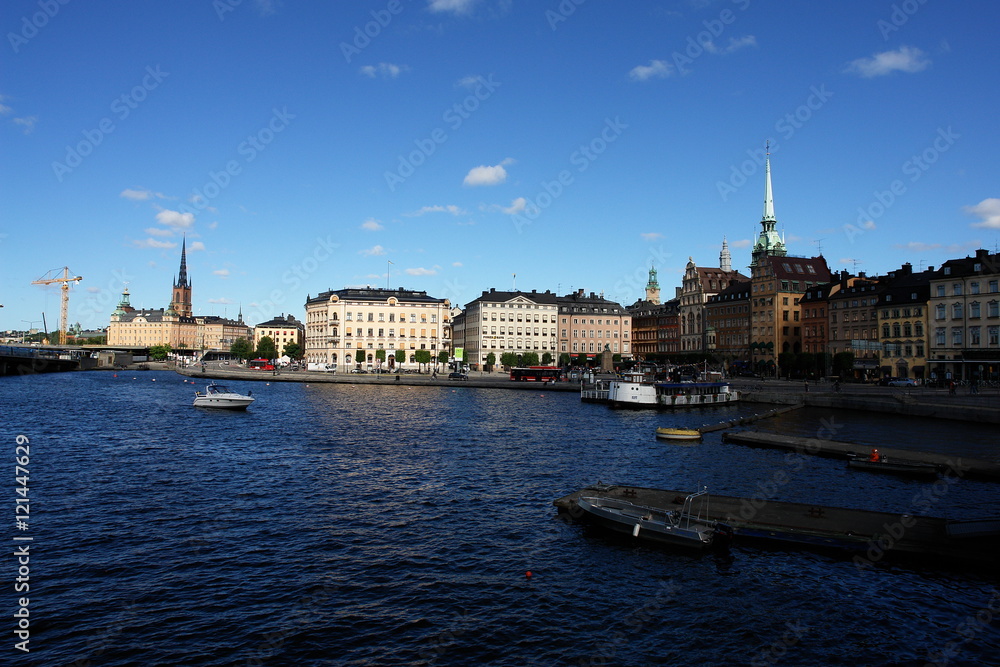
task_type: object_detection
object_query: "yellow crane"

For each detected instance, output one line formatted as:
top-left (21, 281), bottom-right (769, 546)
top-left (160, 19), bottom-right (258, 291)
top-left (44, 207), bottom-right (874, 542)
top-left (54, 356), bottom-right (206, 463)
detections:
top-left (31, 267), bottom-right (83, 345)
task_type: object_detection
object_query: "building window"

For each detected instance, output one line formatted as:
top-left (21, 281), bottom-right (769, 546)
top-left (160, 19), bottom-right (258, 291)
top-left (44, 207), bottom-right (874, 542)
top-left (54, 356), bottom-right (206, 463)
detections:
top-left (971, 282), bottom-right (980, 295)
top-left (970, 326), bottom-right (981, 346)
top-left (952, 327), bottom-right (963, 346)
top-left (989, 326), bottom-right (999, 346)
top-left (936, 285), bottom-right (945, 297)
top-left (915, 322), bottom-right (923, 336)
top-left (935, 304), bottom-right (946, 320)
top-left (990, 280), bottom-right (999, 293)
top-left (953, 303), bottom-right (963, 319)
top-left (990, 301), bottom-right (999, 318)
top-left (971, 302), bottom-right (981, 319)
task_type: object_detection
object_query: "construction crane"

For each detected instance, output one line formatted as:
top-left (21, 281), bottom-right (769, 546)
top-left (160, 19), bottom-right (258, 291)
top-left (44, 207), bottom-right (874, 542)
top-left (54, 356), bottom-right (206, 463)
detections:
top-left (31, 267), bottom-right (83, 345)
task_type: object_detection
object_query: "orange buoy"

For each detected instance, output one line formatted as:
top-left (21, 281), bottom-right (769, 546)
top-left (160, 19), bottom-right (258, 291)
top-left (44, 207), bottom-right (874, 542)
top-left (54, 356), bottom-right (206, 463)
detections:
top-left (525, 571), bottom-right (532, 578)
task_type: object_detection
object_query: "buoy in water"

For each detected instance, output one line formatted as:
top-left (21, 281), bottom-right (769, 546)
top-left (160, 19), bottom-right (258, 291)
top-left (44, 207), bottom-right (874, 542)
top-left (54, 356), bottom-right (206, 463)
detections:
top-left (525, 571), bottom-right (532, 578)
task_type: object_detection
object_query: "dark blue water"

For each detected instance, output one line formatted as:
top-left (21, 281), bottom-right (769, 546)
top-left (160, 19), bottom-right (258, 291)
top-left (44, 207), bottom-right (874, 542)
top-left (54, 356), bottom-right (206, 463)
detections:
top-left (5, 371), bottom-right (999, 666)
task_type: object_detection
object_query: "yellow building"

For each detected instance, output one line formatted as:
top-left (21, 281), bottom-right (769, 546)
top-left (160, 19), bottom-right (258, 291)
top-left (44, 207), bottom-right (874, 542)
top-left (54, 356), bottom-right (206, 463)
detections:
top-left (254, 314), bottom-right (304, 358)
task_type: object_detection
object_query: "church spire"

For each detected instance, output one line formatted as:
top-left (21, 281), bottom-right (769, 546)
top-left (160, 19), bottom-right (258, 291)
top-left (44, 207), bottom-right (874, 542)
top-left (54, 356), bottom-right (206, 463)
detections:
top-left (644, 263), bottom-right (661, 305)
top-left (720, 236), bottom-right (732, 272)
top-left (175, 234), bottom-right (189, 289)
top-left (762, 141), bottom-right (776, 224)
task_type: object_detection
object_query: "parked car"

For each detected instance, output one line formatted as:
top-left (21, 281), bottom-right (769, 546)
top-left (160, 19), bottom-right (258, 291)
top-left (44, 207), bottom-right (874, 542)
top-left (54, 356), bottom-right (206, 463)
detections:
top-left (448, 372), bottom-right (468, 380)
top-left (887, 377), bottom-right (916, 387)
top-left (350, 368), bottom-right (368, 374)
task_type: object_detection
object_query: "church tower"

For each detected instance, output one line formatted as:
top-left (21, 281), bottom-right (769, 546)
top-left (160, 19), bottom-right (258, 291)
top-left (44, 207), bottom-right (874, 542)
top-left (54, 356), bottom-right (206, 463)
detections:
top-left (720, 236), bottom-right (732, 272)
top-left (645, 264), bottom-right (661, 305)
top-left (171, 235), bottom-right (193, 317)
top-left (750, 143), bottom-right (788, 267)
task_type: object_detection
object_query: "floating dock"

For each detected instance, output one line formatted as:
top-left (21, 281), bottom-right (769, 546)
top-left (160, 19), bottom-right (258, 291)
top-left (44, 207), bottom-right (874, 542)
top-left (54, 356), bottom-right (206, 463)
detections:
top-left (554, 483), bottom-right (999, 566)
top-left (721, 431), bottom-right (1000, 481)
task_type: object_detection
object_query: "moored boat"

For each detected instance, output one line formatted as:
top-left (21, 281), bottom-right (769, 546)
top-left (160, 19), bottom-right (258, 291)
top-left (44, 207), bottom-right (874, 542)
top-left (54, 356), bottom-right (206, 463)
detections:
top-left (575, 488), bottom-right (729, 549)
top-left (655, 427), bottom-right (702, 441)
top-left (193, 383), bottom-right (255, 410)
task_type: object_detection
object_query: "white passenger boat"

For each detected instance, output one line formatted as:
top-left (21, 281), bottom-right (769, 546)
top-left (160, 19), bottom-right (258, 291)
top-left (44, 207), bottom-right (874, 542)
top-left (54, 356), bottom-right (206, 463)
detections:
top-left (192, 383), bottom-right (255, 410)
top-left (656, 382), bottom-right (739, 408)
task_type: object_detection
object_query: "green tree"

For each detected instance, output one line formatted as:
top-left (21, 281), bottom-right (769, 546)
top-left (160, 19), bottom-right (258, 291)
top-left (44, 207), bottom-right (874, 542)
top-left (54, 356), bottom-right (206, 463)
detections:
top-left (283, 342), bottom-right (303, 360)
top-left (485, 352), bottom-right (496, 372)
top-left (833, 352), bottom-right (854, 377)
top-left (541, 352), bottom-right (553, 365)
top-left (256, 336), bottom-right (277, 360)
top-left (814, 352), bottom-right (830, 377)
top-left (522, 351), bottom-right (539, 366)
top-left (797, 352), bottom-right (815, 378)
top-left (149, 344), bottom-right (171, 361)
top-left (778, 352), bottom-right (797, 378)
top-left (230, 337), bottom-right (253, 361)
top-left (355, 349), bottom-right (366, 365)
top-left (575, 353), bottom-right (588, 367)
top-left (437, 350), bottom-right (449, 365)
top-left (414, 349), bottom-right (431, 371)
top-left (559, 353), bottom-right (570, 366)
top-left (375, 349), bottom-right (386, 362)
top-left (395, 349), bottom-right (405, 365)
top-left (500, 352), bottom-right (518, 369)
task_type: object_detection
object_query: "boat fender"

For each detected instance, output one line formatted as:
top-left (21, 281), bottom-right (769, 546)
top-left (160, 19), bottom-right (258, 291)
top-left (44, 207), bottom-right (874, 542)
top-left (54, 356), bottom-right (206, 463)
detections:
top-left (632, 524), bottom-right (641, 537)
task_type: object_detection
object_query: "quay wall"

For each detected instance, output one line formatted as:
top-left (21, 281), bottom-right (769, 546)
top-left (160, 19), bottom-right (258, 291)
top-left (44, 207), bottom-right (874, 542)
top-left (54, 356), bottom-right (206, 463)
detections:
top-left (743, 390), bottom-right (1000, 425)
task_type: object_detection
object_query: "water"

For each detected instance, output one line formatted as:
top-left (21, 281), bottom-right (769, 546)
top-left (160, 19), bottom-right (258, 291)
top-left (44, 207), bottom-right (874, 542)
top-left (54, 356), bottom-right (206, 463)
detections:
top-left (5, 371), bottom-right (999, 666)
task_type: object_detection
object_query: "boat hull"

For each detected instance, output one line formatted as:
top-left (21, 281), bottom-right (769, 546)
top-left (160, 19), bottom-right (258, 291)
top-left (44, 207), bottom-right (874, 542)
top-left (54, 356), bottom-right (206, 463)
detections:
top-left (655, 428), bottom-right (702, 441)
top-left (576, 496), bottom-right (715, 548)
top-left (847, 459), bottom-right (938, 479)
top-left (193, 395), bottom-right (254, 409)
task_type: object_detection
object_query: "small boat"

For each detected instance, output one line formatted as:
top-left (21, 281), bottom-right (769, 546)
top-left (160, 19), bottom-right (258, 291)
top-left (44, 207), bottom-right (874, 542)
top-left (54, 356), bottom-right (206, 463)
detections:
top-left (846, 456), bottom-right (938, 480)
top-left (575, 488), bottom-right (730, 549)
top-left (655, 427), bottom-right (702, 441)
top-left (193, 383), bottom-right (255, 410)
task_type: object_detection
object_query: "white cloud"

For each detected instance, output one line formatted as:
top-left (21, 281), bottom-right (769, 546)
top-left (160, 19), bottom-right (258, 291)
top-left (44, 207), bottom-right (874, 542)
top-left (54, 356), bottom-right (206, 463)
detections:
top-left (155, 209), bottom-right (195, 229)
top-left (360, 63), bottom-right (407, 79)
top-left (0, 102), bottom-right (11, 115)
top-left (406, 266), bottom-right (438, 276)
top-left (730, 239), bottom-right (751, 248)
top-left (892, 241), bottom-right (982, 254)
top-left (629, 60), bottom-right (672, 82)
top-left (640, 232), bottom-right (663, 241)
top-left (86, 286), bottom-right (101, 293)
top-left (704, 35), bottom-right (756, 55)
top-left (189, 241), bottom-right (206, 252)
top-left (860, 221), bottom-right (876, 231)
top-left (254, 0), bottom-right (277, 16)
top-left (13, 116), bottom-right (37, 134)
top-left (121, 188), bottom-right (168, 201)
top-left (502, 197), bottom-right (527, 215)
top-left (464, 160), bottom-right (512, 186)
top-left (428, 0), bottom-right (477, 15)
top-left (452, 261), bottom-right (463, 267)
top-left (144, 227), bottom-right (174, 237)
top-left (408, 205), bottom-right (465, 216)
top-left (361, 217), bottom-right (384, 231)
top-left (208, 221), bottom-right (219, 230)
top-left (132, 238), bottom-right (178, 250)
top-left (965, 198), bottom-right (1000, 229)
top-left (207, 297), bottom-right (235, 304)
top-left (844, 45), bottom-right (930, 78)
top-left (213, 269), bottom-right (230, 277)
top-left (361, 245), bottom-right (386, 256)
top-left (456, 75), bottom-right (485, 89)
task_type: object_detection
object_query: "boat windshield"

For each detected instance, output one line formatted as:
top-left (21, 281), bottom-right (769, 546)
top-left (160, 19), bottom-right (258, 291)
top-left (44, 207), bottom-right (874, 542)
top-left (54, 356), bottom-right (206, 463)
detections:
top-left (208, 385), bottom-right (230, 394)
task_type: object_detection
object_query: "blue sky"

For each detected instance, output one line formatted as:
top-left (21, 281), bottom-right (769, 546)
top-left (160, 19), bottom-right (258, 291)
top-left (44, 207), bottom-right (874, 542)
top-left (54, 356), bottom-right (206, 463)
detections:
top-left (2, 0), bottom-right (998, 332)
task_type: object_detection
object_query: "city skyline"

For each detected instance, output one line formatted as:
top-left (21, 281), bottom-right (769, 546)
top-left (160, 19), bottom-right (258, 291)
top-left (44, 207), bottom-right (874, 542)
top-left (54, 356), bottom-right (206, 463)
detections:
top-left (2, 1), bottom-right (998, 330)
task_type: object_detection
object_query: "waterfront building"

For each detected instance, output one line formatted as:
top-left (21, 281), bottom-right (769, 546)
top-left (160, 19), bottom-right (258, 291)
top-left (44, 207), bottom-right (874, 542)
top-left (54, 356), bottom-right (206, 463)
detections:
top-left (198, 315), bottom-right (253, 353)
top-left (705, 280), bottom-right (751, 372)
top-left (627, 295), bottom-right (680, 361)
top-left (456, 289), bottom-right (559, 369)
top-left (927, 249), bottom-right (1000, 382)
top-left (304, 287), bottom-right (450, 372)
top-left (800, 280), bottom-right (840, 375)
top-left (254, 314), bottom-right (305, 357)
top-left (171, 236), bottom-right (193, 317)
top-left (827, 275), bottom-right (880, 380)
top-left (750, 255), bottom-right (832, 376)
top-left (750, 148), bottom-right (787, 268)
top-left (678, 250), bottom-right (748, 353)
top-left (558, 289), bottom-right (631, 361)
top-left (877, 263), bottom-right (932, 380)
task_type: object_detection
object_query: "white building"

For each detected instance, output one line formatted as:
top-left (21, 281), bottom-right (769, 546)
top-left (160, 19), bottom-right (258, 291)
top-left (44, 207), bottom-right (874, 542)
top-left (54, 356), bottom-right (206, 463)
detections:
top-left (304, 287), bottom-right (450, 371)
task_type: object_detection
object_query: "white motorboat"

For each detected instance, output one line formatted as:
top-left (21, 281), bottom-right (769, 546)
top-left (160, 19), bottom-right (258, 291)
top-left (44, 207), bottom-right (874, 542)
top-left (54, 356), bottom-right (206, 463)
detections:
top-left (575, 488), bottom-right (730, 549)
top-left (193, 383), bottom-right (255, 410)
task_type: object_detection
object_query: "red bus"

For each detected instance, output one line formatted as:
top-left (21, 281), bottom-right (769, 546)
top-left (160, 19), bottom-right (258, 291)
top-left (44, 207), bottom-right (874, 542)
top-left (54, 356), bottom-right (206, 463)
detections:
top-left (509, 366), bottom-right (562, 382)
top-left (249, 358), bottom-right (275, 371)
